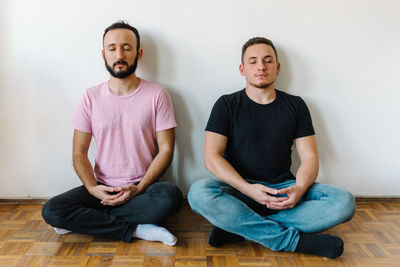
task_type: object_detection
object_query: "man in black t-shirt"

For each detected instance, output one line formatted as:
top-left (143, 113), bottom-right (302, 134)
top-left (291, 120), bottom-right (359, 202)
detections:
top-left (188, 37), bottom-right (356, 259)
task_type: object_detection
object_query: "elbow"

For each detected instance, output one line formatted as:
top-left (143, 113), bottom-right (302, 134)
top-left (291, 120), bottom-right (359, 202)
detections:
top-left (204, 154), bottom-right (214, 172)
top-left (313, 156), bottom-right (320, 175)
top-left (72, 152), bottom-right (81, 165)
top-left (159, 147), bottom-right (174, 164)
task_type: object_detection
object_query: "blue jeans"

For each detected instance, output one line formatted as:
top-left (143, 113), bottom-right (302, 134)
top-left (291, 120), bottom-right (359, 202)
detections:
top-left (188, 178), bottom-right (355, 252)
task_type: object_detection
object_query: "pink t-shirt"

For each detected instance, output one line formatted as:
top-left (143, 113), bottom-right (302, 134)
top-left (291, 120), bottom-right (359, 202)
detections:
top-left (71, 79), bottom-right (177, 187)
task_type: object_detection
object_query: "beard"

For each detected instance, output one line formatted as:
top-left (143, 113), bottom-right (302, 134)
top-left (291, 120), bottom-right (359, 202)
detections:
top-left (249, 79), bottom-right (276, 89)
top-left (104, 54), bottom-right (139, 79)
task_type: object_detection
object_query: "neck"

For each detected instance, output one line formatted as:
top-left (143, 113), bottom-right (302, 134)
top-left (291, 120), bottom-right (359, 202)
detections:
top-left (245, 83), bottom-right (276, 104)
top-left (108, 74), bottom-right (141, 96)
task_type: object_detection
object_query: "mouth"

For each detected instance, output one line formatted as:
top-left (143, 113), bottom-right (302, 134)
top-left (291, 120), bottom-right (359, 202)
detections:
top-left (113, 61), bottom-right (128, 68)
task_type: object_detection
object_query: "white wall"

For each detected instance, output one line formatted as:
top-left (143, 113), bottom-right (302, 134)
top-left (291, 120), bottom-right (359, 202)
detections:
top-left (0, 0), bottom-right (399, 198)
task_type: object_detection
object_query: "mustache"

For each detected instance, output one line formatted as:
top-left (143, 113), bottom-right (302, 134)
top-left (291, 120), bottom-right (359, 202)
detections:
top-left (113, 60), bottom-right (128, 67)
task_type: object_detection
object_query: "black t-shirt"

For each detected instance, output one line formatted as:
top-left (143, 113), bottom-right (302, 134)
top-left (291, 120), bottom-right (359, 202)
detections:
top-left (205, 89), bottom-right (315, 183)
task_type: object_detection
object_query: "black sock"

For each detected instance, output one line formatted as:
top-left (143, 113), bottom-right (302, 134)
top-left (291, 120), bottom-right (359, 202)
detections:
top-left (208, 227), bottom-right (245, 247)
top-left (295, 233), bottom-right (344, 259)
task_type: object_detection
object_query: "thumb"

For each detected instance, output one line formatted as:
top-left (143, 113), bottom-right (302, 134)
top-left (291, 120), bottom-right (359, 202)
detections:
top-left (277, 186), bottom-right (294, 194)
top-left (112, 186), bottom-right (122, 192)
top-left (263, 186), bottom-right (279, 195)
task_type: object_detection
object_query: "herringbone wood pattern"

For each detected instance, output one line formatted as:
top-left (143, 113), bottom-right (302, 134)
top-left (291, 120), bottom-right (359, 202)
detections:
top-left (0, 200), bottom-right (399, 266)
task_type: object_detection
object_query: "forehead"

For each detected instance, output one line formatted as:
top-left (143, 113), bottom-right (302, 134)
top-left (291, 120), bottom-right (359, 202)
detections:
top-left (103, 28), bottom-right (137, 46)
top-left (243, 43), bottom-right (276, 59)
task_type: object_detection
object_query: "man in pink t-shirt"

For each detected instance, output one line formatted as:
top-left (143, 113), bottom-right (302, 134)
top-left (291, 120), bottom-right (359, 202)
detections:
top-left (42, 21), bottom-right (182, 246)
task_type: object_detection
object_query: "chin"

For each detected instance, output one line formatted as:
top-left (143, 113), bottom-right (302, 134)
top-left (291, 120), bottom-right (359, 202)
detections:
top-left (255, 83), bottom-right (272, 89)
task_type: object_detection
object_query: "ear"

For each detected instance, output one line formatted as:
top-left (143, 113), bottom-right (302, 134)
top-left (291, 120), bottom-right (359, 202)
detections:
top-left (276, 61), bottom-right (281, 75)
top-left (137, 48), bottom-right (143, 60)
top-left (239, 64), bottom-right (245, 76)
top-left (101, 49), bottom-right (105, 61)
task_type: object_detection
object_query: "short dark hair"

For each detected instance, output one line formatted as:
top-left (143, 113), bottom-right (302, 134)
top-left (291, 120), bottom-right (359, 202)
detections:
top-left (241, 37), bottom-right (278, 64)
top-left (103, 21), bottom-right (140, 51)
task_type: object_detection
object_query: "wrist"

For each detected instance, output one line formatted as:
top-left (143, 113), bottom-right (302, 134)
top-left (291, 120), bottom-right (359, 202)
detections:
top-left (135, 183), bottom-right (146, 194)
top-left (237, 180), bottom-right (252, 195)
top-left (295, 183), bottom-right (309, 194)
top-left (86, 183), bottom-right (97, 193)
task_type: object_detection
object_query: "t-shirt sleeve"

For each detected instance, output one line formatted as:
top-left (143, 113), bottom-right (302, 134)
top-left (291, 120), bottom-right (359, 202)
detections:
top-left (155, 88), bottom-right (177, 131)
top-left (205, 96), bottom-right (231, 137)
top-left (71, 91), bottom-right (93, 133)
top-left (294, 97), bottom-right (315, 139)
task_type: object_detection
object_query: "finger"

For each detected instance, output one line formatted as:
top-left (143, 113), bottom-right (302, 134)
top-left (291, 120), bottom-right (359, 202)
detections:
top-left (101, 201), bottom-right (120, 206)
top-left (101, 199), bottom-right (122, 206)
top-left (267, 196), bottom-right (289, 202)
top-left (120, 185), bottom-right (132, 191)
top-left (102, 191), bottom-right (124, 201)
top-left (267, 196), bottom-right (293, 208)
top-left (277, 186), bottom-right (295, 195)
top-left (266, 203), bottom-right (287, 210)
top-left (262, 187), bottom-right (279, 195)
top-left (106, 192), bottom-right (129, 204)
top-left (279, 198), bottom-right (297, 208)
top-left (268, 199), bottom-right (289, 207)
top-left (100, 185), bottom-right (116, 191)
top-left (110, 191), bottom-right (124, 199)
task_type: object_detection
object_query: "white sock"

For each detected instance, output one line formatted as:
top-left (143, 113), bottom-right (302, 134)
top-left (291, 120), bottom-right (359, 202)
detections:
top-left (133, 224), bottom-right (177, 246)
top-left (54, 227), bottom-right (71, 235)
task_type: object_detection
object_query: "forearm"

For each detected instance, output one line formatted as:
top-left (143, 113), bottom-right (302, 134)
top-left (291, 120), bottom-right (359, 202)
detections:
top-left (205, 154), bottom-right (250, 194)
top-left (294, 155), bottom-right (319, 194)
top-left (136, 149), bottom-right (173, 193)
top-left (73, 153), bottom-right (97, 189)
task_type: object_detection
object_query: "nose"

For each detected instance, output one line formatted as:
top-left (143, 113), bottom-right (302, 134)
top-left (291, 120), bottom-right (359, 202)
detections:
top-left (116, 48), bottom-right (125, 60)
top-left (257, 61), bottom-right (266, 70)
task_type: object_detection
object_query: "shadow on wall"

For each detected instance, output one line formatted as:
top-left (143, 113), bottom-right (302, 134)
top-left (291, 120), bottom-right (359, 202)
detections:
top-left (277, 47), bottom-right (335, 183)
top-left (168, 91), bottom-right (194, 190)
top-left (137, 34), bottom-right (159, 82)
top-left (0, 0), bottom-right (12, 177)
top-left (276, 47), bottom-right (301, 174)
top-left (275, 47), bottom-right (292, 95)
top-left (137, 33), bottom-right (194, 190)
top-left (307, 102), bottom-right (337, 184)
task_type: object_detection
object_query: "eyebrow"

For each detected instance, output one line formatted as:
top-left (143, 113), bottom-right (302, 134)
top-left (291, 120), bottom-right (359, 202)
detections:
top-left (106, 43), bottom-right (133, 48)
top-left (248, 55), bottom-right (273, 60)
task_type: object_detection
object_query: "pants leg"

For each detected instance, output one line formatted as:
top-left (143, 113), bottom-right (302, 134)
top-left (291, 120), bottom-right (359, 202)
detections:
top-left (188, 178), bottom-right (356, 252)
top-left (188, 178), bottom-right (300, 252)
top-left (265, 181), bottom-right (356, 233)
top-left (109, 181), bottom-right (183, 223)
top-left (42, 185), bottom-right (136, 242)
top-left (42, 181), bottom-right (183, 242)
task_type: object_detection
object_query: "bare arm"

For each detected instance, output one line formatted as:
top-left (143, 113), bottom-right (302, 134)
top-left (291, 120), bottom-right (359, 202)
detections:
top-left (73, 129), bottom-right (122, 201)
top-left (101, 128), bottom-right (175, 206)
top-left (73, 130), bottom-right (96, 188)
top-left (204, 131), bottom-right (287, 206)
top-left (136, 128), bottom-right (175, 193)
top-left (272, 135), bottom-right (319, 209)
top-left (293, 135), bottom-right (319, 191)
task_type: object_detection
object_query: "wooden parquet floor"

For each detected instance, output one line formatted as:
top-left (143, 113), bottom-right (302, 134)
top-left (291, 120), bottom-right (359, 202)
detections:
top-left (0, 200), bottom-right (399, 267)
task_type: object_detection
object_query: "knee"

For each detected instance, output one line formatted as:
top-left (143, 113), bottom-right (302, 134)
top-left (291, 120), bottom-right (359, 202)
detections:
top-left (322, 185), bottom-right (356, 222)
top-left (337, 189), bottom-right (356, 222)
top-left (42, 197), bottom-right (67, 227)
top-left (150, 181), bottom-right (183, 212)
top-left (187, 178), bottom-right (220, 211)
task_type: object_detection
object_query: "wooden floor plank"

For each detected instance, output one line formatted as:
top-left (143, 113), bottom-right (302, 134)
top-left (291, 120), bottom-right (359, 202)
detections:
top-left (0, 200), bottom-right (399, 266)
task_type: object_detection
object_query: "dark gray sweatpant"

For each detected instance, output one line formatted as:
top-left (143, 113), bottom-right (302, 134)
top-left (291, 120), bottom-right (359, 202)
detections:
top-left (42, 181), bottom-right (183, 242)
